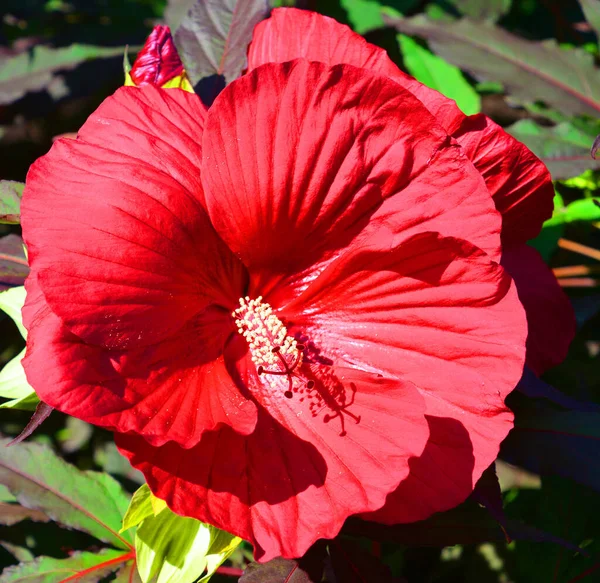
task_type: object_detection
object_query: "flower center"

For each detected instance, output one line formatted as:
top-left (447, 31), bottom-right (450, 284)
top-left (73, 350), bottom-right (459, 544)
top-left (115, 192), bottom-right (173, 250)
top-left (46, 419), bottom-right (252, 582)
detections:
top-left (233, 296), bottom-right (308, 398)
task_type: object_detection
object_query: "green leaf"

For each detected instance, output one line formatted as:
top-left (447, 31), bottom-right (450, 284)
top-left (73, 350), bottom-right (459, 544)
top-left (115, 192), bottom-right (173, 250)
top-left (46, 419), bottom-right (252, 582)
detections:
top-left (121, 484), bottom-right (159, 532)
top-left (579, 0), bottom-right (600, 41)
top-left (340, 0), bottom-right (417, 35)
top-left (0, 44), bottom-right (127, 105)
top-left (135, 505), bottom-right (241, 583)
top-left (0, 542), bottom-right (35, 564)
top-left (0, 549), bottom-right (131, 583)
top-left (0, 235), bottom-right (28, 291)
top-left (0, 181), bottom-right (24, 224)
top-left (507, 119), bottom-right (600, 180)
top-left (448, 0), bottom-right (511, 21)
top-left (173, 0), bottom-right (269, 105)
top-left (0, 438), bottom-right (133, 550)
top-left (398, 34), bottom-right (480, 115)
top-left (0, 286), bottom-right (37, 409)
top-left (528, 192), bottom-right (565, 261)
top-left (385, 13), bottom-right (600, 118)
top-left (561, 198), bottom-right (600, 222)
top-left (0, 351), bottom-right (39, 411)
top-left (0, 285), bottom-right (27, 338)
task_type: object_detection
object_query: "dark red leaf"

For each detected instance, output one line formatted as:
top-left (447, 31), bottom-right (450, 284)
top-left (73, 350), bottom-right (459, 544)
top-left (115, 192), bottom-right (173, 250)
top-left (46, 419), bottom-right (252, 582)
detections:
top-left (329, 540), bottom-right (404, 583)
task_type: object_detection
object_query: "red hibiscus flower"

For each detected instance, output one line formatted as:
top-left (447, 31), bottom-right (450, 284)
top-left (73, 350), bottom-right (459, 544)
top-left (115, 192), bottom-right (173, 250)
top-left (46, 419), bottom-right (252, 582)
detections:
top-left (21, 10), bottom-right (535, 561)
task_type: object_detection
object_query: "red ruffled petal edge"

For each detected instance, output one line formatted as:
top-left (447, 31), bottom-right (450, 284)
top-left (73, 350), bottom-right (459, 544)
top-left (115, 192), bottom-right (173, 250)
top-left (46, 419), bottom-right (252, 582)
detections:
top-left (22, 273), bottom-right (257, 448)
top-left (22, 86), bottom-right (246, 351)
top-left (116, 366), bottom-right (428, 562)
top-left (248, 8), bottom-right (555, 248)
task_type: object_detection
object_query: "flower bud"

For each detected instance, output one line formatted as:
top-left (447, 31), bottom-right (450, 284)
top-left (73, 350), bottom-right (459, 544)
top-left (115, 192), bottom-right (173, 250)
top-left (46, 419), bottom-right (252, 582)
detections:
top-left (129, 25), bottom-right (192, 91)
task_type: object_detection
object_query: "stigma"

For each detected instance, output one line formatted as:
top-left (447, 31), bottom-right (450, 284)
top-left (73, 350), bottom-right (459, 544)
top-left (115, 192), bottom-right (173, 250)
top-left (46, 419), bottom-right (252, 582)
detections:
top-left (233, 296), bottom-right (303, 398)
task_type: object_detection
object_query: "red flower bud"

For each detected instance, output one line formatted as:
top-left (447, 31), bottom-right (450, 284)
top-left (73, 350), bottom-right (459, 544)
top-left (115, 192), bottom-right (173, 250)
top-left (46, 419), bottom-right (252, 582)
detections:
top-left (130, 25), bottom-right (184, 87)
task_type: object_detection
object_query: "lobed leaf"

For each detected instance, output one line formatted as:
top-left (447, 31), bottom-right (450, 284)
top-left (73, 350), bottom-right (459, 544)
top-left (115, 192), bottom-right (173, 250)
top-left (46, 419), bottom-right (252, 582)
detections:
top-left (135, 503), bottom-right (241, 583)
top-left (173, 0), bottom-right (269, 105)
top-left (0, 44), bottom-right (127, 106)
top-left (398, 34), bottom-right (480, 115)
top-left (507, 119), bottom-right (600, 180)
top-left (0, 438), bottom-right (133, 550)
top-left (0, 181), bottom-right (24, 224)
top-left (0, 236), bottom-right (28, 291)
top-left (385, 13), bottom-right (600, 118)
top-left (0, 549), bottom-right (131, 583)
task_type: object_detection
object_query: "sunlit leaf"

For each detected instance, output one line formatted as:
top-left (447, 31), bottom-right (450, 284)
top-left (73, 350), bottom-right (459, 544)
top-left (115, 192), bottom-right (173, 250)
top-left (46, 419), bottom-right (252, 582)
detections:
top-left (135, 504), bottom-right (241, 583)
top-left (0, 236), bottom-right (28, 291)
top-left (507, 119), bottom-right (600, 180)
top-left (0, 44), bottom-right (128, 105)
top-left (0, 181), bottom-right (24, 224)
top-left (0, 285), bottom-right (27, 338)
top-left (0, 285), bottom-right (38, 410)
top-left (0, 350), bottom-right (38, 411)
top-left (398, 34), bottom-right (480, 115)
top-left (340, 0), bottom-right (418, 35)
top-left (0, 549), bottom-right (130, 583)
top-left (121, 484), bottom-right (161, 532)
top-left (173, 0), bottom-right (269, 105)
top-left (385, 13), bottom-right (600, 117)
top-left (0, 438), bottom-right (133, 550)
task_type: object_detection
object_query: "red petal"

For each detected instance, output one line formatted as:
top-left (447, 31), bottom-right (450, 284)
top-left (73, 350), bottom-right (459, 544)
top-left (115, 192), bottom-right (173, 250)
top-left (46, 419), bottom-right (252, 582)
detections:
top-left (116, 368), bottom-right (428, 561)
top-left (22, 274), bottom-right (257, 447)
top-left (247, 8), bottom-right (465, 134)
top-left (201, 59), bottom-right (465, 281)
top-left (249, 9), bottom-right (554, 248)
top-left (453, 115), bottom-right (555, 246)
top-left (22, 86), bottom-right (247, 349)
top-left (130, 25), bottom-right (184, 87)
top-left (501, 245), bottom-right (575, 375)
top-left (282, 231), bottom-right (526, 522)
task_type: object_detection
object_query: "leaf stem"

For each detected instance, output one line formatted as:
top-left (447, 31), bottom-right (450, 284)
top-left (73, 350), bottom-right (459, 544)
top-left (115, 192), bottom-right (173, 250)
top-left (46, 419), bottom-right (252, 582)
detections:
top-left (59, 550), bottom-right (135, 583)
top-left (0, 252), bottom-right (28, 267)
top-left (216, 565), bottom-right (244, 577)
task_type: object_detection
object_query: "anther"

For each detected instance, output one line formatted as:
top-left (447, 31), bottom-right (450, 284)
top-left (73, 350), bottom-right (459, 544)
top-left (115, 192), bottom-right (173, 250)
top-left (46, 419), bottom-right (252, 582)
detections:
top-left (306, 380), bottom-right (315, 389)
top-left (284, 390), bottom-right (293, 399)
top-left (257, 365), bottom-right (264, 375)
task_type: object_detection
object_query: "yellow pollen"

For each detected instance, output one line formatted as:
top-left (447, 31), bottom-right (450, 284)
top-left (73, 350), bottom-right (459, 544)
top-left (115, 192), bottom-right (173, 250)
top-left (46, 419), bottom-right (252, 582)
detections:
top-left (233, 296), bottom-right (302, 390)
